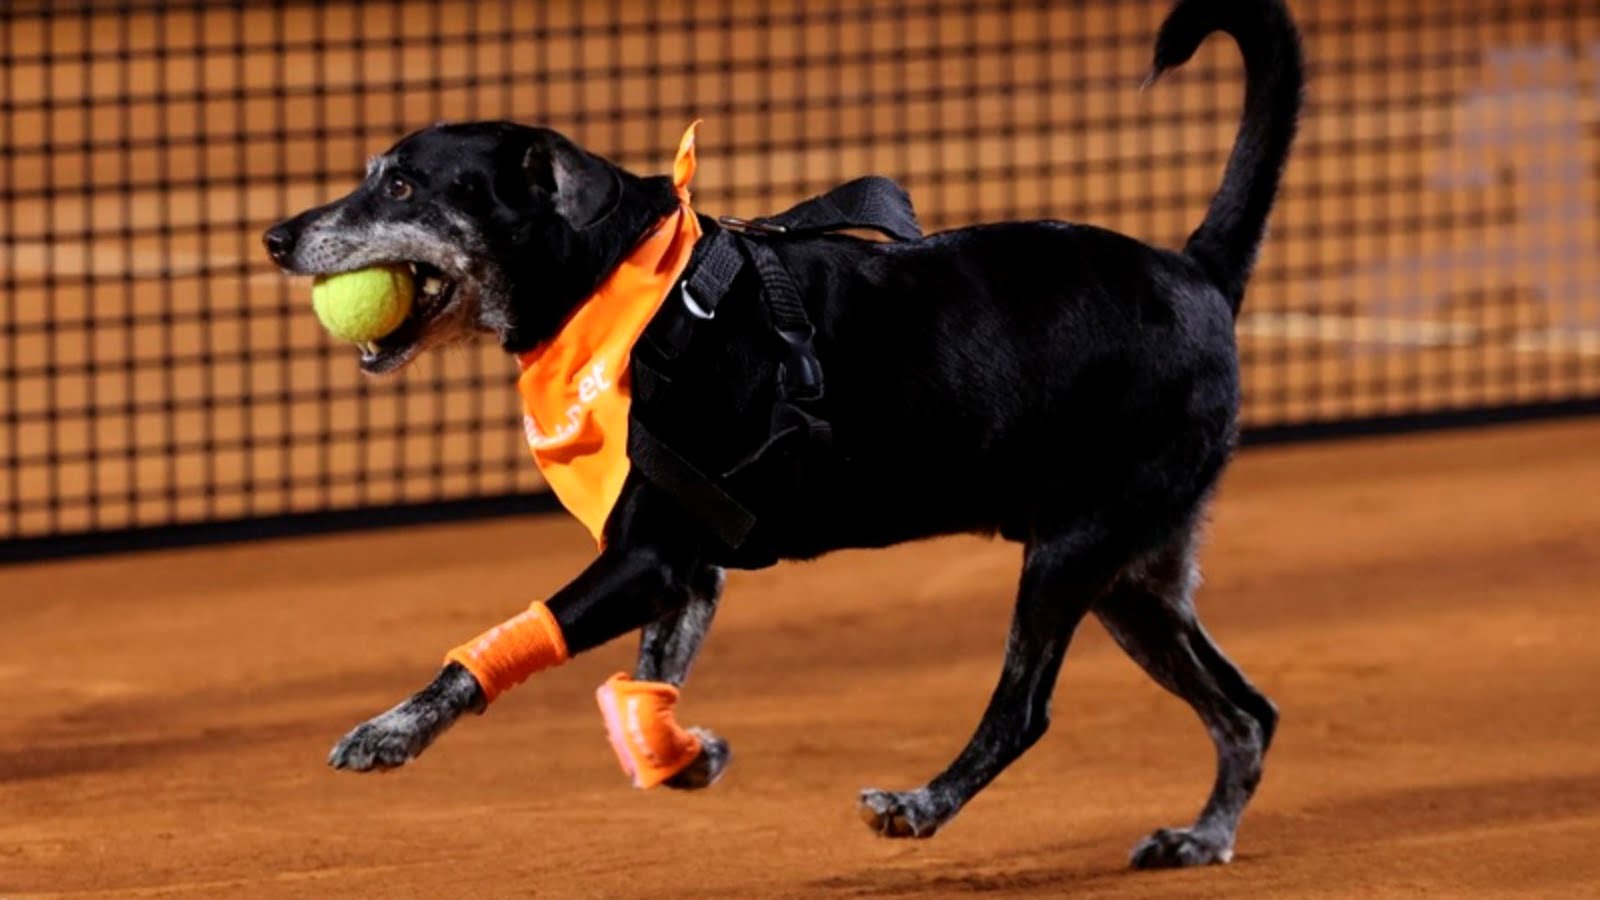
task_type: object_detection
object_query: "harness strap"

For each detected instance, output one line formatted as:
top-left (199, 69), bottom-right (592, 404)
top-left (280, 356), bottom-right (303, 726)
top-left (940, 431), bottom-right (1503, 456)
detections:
top-left (681, 228), bottom-right (743, 325)
top-left (630, 174), bottom-right (921, 554)
top-left (627, 417), bottom-right (758, 549)
top-left (754, 176), bottom-right (922, 242)
top-left (742, 238), bottom-right (822, 401)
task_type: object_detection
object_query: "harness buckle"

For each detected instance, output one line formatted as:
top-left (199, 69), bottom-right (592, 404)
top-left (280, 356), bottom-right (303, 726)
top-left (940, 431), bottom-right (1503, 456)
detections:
top-left (717, 215), bottom-right (789, 236)
top-left (776, 327), bottom-right (823, 401)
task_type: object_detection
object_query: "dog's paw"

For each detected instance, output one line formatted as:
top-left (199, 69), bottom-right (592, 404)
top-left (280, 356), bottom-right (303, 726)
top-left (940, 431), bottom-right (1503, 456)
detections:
top-left (327, 701), bottom-right (445, 772)
top-left (857, 787), bottom-right (949, 838)
top-left (662, 728), bottom-right (731, 790)
top-left (1129, 827), bottom-right (1234, 869)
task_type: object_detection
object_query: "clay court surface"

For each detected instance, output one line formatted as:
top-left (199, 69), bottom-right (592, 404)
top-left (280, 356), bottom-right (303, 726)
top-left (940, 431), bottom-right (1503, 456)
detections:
top-left (0, 419), bottom-right (1595, 898)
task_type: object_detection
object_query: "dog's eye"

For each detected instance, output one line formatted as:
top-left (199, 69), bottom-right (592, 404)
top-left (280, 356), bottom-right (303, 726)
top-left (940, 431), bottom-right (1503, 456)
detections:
top-left (385, 177), bottom-right (414, 201)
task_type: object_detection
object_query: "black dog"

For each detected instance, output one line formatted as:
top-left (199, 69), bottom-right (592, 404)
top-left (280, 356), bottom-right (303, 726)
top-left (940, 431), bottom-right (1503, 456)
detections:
top-left (264, 0), bottom-right (1302, 867)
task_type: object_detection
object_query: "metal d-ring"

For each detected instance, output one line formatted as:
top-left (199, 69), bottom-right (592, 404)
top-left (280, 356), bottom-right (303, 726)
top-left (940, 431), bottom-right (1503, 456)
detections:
top-left (681, 283), bottom-right (716, 320)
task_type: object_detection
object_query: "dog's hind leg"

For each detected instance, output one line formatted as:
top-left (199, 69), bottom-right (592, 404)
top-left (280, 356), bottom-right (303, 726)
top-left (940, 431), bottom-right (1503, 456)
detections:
top-left (1093, 525), bottom-right (1276, 869)
top-left (857, 527), bottom-right (1114, 838)
top-left (631, 564), bottom-right (732, 789)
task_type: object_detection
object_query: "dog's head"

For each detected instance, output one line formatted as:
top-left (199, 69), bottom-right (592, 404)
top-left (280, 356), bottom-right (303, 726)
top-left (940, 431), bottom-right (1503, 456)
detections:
top-left (263, 123), bottom-right (679, 373)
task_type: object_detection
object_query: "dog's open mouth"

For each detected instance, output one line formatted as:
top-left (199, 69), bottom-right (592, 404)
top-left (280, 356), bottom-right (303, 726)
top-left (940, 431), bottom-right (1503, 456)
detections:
top-left (357, 261), bottom-right (459, 374)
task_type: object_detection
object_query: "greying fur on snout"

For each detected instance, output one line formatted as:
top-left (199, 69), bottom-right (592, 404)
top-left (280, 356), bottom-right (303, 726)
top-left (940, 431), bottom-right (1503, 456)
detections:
top-left (281, 212), bottom-right (477, 285)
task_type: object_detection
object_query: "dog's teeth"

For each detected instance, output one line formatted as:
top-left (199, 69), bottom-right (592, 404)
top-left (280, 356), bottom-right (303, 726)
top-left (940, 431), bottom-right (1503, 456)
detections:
top-left (407, 262), bottom-right (419, 275)
top-left (422, 277), bottom-right (443, 296)
top-left (361, 341), bottom-right (378, 356)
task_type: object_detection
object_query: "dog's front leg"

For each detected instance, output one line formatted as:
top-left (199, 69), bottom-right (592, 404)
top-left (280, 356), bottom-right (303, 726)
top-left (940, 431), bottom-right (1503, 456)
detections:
top-left (329, 491), bottom-right (702, 772)
top-left (630, 565), bottom-right (731, 789)
top-left (326, 659), bottom-right (485, 772)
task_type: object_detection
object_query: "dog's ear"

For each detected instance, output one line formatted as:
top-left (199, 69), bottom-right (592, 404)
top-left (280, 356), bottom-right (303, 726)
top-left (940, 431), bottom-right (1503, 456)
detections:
top-left (521, 131), bottom-right (620, 229)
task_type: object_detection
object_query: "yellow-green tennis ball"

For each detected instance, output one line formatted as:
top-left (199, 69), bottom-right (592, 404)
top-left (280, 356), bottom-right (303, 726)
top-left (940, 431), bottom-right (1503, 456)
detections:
top-left (311, 264), bottom-right (415, 344)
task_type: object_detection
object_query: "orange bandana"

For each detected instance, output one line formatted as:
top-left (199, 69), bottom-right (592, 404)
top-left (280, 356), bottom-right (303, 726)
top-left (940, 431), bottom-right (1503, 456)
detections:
top-left (516, 123), bottom-right (703, 544)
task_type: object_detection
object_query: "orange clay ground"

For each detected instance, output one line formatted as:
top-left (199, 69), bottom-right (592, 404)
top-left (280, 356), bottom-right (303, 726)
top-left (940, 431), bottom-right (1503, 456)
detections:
top-left (3, 419), bottom-right (1599, 898)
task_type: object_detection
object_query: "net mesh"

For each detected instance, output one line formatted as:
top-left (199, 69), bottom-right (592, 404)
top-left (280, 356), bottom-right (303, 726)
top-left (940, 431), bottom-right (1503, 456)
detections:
top-left (4, 0), bottom-right (1599, 543)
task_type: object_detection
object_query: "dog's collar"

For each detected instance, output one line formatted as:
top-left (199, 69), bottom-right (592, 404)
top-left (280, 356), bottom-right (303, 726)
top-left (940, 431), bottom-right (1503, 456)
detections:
top-left (512, 122), bottom-right (703, 546)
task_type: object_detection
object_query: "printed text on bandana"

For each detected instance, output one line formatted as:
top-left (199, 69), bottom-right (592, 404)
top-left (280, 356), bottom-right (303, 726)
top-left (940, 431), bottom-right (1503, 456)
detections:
top-left (524, 362), bottom-right (613, 450)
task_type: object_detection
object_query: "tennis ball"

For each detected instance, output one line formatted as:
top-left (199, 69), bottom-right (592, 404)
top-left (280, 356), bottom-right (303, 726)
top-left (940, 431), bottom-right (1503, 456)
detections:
top-left (311, 264), bottom-right (415, 345)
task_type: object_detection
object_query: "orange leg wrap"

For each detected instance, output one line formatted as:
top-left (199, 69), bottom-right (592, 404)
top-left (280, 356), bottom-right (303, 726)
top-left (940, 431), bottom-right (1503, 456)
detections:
top-left (444, 602), bottom-right (569, 704)
top-left (595, 673), bottom-right (703, 789)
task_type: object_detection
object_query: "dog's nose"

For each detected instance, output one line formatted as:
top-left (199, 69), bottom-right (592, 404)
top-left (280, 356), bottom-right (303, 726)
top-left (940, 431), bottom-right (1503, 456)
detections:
top-left (262, 224), bottom-right (295, 264)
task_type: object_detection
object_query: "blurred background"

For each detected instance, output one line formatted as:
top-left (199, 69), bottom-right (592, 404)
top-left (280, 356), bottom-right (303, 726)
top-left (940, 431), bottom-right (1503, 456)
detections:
top-left (5, 0), bottom-right (1597, 557)
top-left (4, 4), bottom-right (1600, 897)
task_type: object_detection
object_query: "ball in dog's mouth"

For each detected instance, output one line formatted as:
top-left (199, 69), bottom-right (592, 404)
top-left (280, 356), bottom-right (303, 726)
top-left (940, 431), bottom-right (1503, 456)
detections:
top-left (357, 260), bottom-right (458, 374)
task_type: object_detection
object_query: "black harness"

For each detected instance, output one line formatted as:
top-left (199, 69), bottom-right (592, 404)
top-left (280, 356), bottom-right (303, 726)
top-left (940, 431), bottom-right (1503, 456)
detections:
top-left (627, 176), bottom-right (922, 563)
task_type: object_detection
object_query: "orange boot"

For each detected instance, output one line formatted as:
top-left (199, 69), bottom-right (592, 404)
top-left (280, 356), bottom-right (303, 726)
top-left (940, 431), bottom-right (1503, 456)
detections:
top-left (595, 673), bottom-right (705, 788)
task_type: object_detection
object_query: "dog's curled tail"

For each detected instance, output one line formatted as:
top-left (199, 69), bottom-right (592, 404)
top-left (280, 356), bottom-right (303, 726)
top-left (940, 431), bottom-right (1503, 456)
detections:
top-left (1148, 0), bottom-right (1304, 315)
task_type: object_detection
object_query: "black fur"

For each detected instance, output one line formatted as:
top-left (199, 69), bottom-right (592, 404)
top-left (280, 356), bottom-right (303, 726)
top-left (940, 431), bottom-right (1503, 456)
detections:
top-left (271, 0), bottom-right (1303, 862)
top-left (1153, 0), bottom-right (1304, 308)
